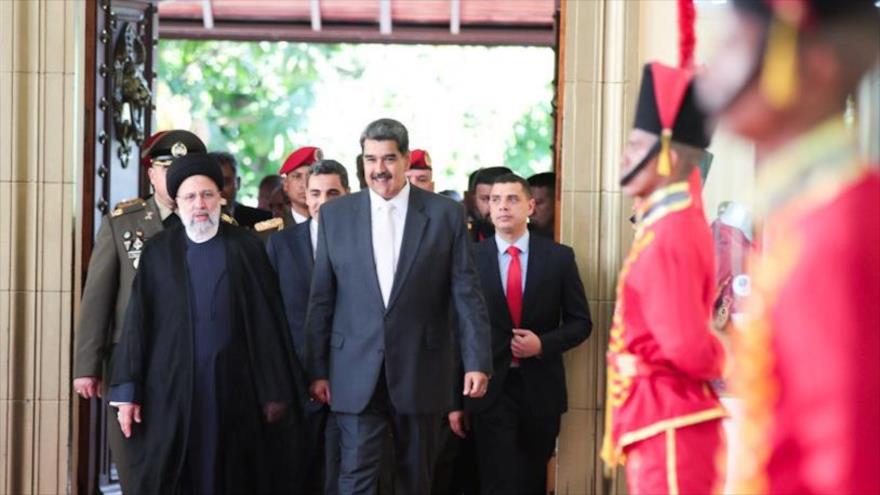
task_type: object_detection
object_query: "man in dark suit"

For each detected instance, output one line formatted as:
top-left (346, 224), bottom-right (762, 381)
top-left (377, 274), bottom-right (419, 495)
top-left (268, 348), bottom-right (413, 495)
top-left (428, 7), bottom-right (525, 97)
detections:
top-left (453, 173), bottom-right (591, 495)
top-left (211, 151), bottom-right (273, 228)
top-left (305, 118), bottom-right (493, 495)
top-left (266, 160), bottom-right (349, 494)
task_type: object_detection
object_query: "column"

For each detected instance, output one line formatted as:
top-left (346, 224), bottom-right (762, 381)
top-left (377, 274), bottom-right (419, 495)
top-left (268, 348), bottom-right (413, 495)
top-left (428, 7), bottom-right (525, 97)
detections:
top-left (0, 1), bottom-right (83, 493)
top-left (554, 0), bottom-right (641, 493)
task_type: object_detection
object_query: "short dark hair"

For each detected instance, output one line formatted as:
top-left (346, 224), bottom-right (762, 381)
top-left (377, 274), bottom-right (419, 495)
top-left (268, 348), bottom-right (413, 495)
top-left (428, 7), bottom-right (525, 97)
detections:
top-left (527, 172), bottom-right (555, 191)
top-left (309, 159), bottom-right (350, 190)
top-left (492, 173), bottom-right (532, 199)
top-left (208, 151), bottom-right (237, 172)
top-left (360, 118), bottom-right (409, 154)
top-left (470, 166), bottom-right (513, 192)
top-left (355, 154), bottom-right (367, 188)
top-left (259, 174), bottom-right (283, 192)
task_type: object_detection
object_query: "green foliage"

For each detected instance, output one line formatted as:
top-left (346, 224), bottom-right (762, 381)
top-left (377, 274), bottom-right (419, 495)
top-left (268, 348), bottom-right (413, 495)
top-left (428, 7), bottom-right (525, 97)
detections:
top-left (503, 99), bottom-right (553, 178)
top-left (158, 40), bottom-right (340, 201)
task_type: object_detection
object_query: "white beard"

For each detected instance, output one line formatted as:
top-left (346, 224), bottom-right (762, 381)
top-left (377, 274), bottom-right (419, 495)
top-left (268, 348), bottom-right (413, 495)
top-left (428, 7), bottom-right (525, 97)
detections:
top-left (183, 209), bottom-right (220, 243)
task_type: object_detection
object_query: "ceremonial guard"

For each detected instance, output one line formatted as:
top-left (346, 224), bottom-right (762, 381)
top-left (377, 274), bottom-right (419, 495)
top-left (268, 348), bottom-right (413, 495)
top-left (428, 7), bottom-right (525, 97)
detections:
top-left (601, 3), bottom-right (728, 493)
top-left (405, 149), bottom-right (435, 192)
top-left (255, 145), bottom-right (323, 237)
top-left (72, 129), bottom-right (207, 486)
top-left (698, 0), bottom-right (880, 492)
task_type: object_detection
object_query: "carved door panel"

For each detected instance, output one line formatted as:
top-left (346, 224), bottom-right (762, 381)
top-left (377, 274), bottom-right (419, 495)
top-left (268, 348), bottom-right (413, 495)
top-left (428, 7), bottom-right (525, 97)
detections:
top-left (78, 1), bottom-right (157, 493)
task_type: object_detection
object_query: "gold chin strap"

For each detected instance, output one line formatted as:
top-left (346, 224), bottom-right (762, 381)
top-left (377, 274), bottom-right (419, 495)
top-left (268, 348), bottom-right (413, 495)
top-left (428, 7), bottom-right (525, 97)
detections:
top-left (657, 129), bottom-right (672, 177)
top-left (760, 15), bottom-right (799, 109)
top-left (150, 159), bottom-right (173, 168)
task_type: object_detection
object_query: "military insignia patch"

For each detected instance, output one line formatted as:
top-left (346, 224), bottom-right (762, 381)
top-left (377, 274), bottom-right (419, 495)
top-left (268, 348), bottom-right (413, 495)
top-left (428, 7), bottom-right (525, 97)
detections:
top-left (171, 141), bottom-right (188, 157)
top-left (126, 230), bottom-right (146, 269)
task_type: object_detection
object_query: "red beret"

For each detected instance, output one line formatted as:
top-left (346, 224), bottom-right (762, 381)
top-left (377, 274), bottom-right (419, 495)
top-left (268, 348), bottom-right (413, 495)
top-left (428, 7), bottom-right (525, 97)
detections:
top-left (280, 146), bottom-right (323, 175)
top-left (409, 149), bottom-right (432, 170)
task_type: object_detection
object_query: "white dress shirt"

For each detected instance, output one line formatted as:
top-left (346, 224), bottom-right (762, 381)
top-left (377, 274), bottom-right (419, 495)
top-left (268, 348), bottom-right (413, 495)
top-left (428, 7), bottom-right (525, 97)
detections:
top-left (291, 208), bottom-right (309, 225)
top-left (495, 230), bottom-right (530, 295)
top-left (309, 218), bottom-right (319, 261)
top-left (370, 182), bottom-right (411, 305)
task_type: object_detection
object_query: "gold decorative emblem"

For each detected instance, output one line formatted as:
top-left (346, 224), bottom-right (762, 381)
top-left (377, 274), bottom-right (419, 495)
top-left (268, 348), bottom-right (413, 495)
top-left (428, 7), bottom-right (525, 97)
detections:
top-left (171, 141), bottom-right (188, 157)
top-left (255, 217), bottom-right (284, 233)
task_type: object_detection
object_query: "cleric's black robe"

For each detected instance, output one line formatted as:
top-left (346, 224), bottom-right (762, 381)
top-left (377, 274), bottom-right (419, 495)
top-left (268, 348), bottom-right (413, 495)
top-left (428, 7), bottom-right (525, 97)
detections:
top-left (111, 222), bottom-right (306, 494)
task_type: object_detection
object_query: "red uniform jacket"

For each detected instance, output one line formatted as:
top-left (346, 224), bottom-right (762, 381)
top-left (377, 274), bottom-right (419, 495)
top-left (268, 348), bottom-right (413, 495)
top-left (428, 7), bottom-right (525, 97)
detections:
top-left (602, 180), bottom-right (726, 466)
top-left (737, 118), bottom-right (880, 494)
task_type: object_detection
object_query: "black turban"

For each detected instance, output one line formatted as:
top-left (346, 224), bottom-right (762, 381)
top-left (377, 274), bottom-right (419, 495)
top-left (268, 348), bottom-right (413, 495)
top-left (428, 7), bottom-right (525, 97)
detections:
top-left (166, 153), bottom-right (224, 199)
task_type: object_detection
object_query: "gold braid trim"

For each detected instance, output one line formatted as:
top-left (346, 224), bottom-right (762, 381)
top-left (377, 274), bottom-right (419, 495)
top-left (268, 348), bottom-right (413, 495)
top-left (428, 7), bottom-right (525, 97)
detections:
top-left (733, 227), bottom-right (801, 493)
top-left (601, 230), bottom-right (656, 469)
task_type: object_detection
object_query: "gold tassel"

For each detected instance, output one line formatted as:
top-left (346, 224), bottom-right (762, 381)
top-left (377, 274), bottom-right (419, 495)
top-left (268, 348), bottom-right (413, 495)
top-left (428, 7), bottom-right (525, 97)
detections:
top-left (760, 17), bottom-right (798, 109)
top-left (657, 129), bottom-right (672, 177)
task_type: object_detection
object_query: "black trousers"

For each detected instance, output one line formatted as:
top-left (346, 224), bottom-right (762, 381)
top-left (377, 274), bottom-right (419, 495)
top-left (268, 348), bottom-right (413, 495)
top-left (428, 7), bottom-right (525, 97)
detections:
top-left (335, 371), bottom-right (441, 495)
top-left (472, 370), bottom-right (560, 495)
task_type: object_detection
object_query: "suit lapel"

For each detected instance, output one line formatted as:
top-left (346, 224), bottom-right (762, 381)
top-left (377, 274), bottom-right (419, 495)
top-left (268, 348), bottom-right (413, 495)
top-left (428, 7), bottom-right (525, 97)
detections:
top-left (520, 234), bottom-right (546, 328)
top-left (298, 220), bottom-right (313, 281)
top-left (386, 188), bottom-right (428, 311)
top-left (357, 192), bottom-right (386, 308)
top-left (481, 238), bottom-right (513, 329)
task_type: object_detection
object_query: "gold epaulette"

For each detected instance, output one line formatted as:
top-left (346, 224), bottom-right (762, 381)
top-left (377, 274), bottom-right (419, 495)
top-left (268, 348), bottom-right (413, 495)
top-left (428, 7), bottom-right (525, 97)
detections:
top-left (254, 217), bottom-right (284, 233)
top-left (221, 213), bottom-right (238, 225)
top-left (111, 198), bottom-right (147, 217)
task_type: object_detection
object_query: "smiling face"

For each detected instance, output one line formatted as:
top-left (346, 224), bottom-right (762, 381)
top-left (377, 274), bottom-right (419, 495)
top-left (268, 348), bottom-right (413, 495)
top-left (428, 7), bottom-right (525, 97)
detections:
top-left (362, 139), bottom-right (409, 200)
top-left (176, 175), bottom-right (222, 242)
top-left (489, 181), bottom-right (534, 238)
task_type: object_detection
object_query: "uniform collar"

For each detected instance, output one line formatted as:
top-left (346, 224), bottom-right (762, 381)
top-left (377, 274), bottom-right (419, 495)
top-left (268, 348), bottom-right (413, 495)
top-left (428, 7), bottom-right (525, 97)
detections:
top-left (757, 115), bottom-right (864, 218)
top-left (155, 198), bottom-right (175, 221)
top-left (635, 181), bottom-right (692, 229)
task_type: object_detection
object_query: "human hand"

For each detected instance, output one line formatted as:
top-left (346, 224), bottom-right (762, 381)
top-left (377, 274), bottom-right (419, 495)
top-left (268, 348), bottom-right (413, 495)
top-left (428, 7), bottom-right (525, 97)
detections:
top-left (73, 377), bottom-right (102, 399)
top-left (448, 410), bottom-right (470, 439)
top-left (116, 403), bottom-right (142, 439)
top-left (463, 371), bottom-right (489, 398)
top-left (511, 329), bottom-right (542, 359)
top-left (310, 379), bottom-right (331, 404)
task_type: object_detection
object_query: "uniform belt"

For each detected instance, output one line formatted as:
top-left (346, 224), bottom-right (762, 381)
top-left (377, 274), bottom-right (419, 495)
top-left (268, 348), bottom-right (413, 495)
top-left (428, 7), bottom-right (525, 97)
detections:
top-left (609, 352), bottom-right (668, 379)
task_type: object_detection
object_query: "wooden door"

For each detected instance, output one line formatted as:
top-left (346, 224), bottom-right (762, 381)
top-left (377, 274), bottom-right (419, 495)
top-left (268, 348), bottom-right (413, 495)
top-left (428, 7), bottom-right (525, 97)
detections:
top-left (76, 1), bottom-right (157, 493)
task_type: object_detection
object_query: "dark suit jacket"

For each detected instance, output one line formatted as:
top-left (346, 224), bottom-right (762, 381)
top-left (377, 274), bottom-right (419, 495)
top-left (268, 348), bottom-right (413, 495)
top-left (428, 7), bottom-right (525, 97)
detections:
top-left (233, 201), bottom-right (273, 228)
top-left (305, 186), bottom-right (493, 415)
top-left (465, 234), bottom-right (592, 417)
top-left (266, 220), bottom-right (313, 365)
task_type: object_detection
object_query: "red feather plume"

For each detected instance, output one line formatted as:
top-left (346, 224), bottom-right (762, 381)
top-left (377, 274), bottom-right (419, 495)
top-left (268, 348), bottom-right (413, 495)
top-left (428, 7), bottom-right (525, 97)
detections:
top-left (678, 0), bottom-right (696, 68)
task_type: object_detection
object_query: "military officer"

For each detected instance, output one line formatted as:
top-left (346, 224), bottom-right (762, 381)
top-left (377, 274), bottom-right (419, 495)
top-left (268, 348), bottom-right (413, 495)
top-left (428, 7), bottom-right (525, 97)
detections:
top-left (255, 145), bottom-right (323, 237)
top-left (72, 129), bottom-right (207, 487)
top-left (405, 149), bottom-right (435, 192)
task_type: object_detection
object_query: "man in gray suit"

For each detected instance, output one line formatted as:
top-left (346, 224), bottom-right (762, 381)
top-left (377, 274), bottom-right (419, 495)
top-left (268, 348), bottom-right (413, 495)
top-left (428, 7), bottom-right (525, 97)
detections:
top-left (305, 118), bottom-right (492, 495)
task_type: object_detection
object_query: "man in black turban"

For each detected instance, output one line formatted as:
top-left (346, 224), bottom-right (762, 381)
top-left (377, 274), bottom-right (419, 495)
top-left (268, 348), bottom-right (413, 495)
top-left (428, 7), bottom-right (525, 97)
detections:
top-left (109, 153), bottom-right (307, 494)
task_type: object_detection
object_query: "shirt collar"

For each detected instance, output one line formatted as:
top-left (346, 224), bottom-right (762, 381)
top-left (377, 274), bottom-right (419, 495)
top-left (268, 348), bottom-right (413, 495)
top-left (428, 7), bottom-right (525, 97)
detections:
top-left (369, 181), bottom-right (411, 212)
top-left (291, 208), bottom-right (309, 224)
top-left (495, 229), bottom-right (530, 256)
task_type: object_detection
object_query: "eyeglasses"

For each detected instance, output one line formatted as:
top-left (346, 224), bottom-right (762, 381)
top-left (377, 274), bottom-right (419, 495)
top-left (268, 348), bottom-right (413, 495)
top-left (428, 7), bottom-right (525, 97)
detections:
top-left (177, 190), bottom-right (219, 204)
